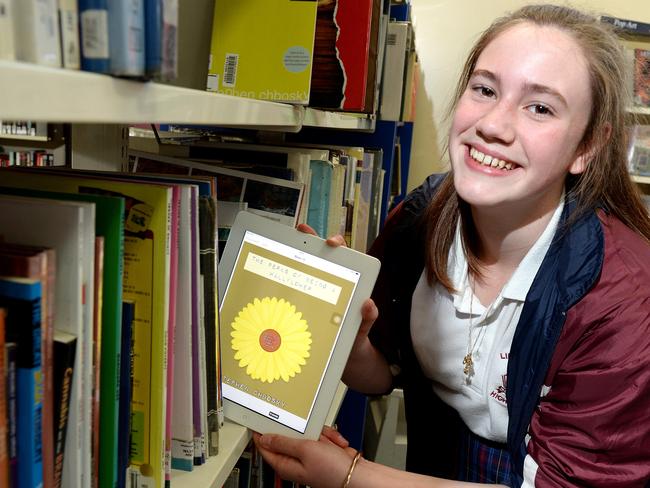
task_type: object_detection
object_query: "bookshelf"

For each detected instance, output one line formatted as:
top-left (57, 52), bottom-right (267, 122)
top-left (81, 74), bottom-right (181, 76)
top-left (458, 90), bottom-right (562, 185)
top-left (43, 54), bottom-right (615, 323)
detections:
top-left (0, 61), bottom-right (374, 132)
top-left (0, 57), bottom-right (383, 486)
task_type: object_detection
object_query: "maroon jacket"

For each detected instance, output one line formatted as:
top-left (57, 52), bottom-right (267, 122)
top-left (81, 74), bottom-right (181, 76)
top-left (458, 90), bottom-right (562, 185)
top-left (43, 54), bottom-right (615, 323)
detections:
top-left (367, 174), bottom-right (650, 486)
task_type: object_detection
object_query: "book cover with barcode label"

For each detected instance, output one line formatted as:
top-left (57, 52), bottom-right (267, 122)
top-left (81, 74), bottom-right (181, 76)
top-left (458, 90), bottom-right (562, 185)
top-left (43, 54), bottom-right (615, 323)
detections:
top-left (206, 0), bottom-right (318, 104)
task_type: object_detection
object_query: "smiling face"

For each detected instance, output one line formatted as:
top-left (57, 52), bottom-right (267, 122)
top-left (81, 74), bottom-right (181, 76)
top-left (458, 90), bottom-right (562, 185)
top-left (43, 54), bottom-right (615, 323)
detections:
top-left (449, 23), bottom-right (593, 216)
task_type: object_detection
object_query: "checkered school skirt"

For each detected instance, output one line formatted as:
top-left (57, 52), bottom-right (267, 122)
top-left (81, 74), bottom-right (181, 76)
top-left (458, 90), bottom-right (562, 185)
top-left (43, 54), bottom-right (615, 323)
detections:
top-left (456, 424), bottom-right (514, 485)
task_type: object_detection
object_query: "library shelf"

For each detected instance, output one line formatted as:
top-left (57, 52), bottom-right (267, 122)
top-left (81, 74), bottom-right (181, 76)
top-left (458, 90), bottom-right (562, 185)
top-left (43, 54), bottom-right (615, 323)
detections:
top-left (0, 61), bottom-right (374, 132)
top-left (170, 421), bottom-right (251, 488)
top-left (632, 174), bottom-right (650, 185)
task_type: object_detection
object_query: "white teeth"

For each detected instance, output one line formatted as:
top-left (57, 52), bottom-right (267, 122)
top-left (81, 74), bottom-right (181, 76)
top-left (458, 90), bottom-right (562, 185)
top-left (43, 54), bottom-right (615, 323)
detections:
top-left (469, 146), bottom-right (514, 171)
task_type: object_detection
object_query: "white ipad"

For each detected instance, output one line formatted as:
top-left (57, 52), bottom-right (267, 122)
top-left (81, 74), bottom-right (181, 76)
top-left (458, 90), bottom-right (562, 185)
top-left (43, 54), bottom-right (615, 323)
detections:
top-left (218, 211), bottom-right (381, 439)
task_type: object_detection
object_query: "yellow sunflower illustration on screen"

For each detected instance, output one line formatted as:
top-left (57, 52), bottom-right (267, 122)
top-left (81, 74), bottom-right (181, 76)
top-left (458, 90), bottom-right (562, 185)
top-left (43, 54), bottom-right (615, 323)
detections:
top-left (231, 297), bottom-right (312, 383)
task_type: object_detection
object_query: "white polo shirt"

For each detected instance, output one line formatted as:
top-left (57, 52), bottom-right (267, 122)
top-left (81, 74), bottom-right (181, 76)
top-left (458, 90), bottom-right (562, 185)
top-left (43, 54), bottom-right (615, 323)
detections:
top-left (410, 197), bottom-right (564, 442)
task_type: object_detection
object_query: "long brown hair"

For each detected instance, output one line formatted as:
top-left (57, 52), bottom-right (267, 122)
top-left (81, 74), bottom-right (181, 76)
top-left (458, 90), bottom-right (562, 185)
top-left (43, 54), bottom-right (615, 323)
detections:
top-left (424, 4), bottom-right (650, 291)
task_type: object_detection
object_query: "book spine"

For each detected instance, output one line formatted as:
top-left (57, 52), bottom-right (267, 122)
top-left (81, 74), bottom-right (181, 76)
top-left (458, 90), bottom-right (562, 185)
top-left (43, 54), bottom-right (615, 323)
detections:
top-left (78, 0), bottom-right (110, 73)
top-left (116, 302), bottom-right (134, 488)
top-left (92, 237), bottom-right (104, 488)
top-left (6, 343), bottom-right (18, 488)
top-left (53, 335), bottom-right (76, 488)
top-left (0, 0), bottom-right (15, 61)
top-left (160, 0), bottom-right (179, 81)
top-left (143, 0), bottom-right (162, 77)
top-left (13, 0), bottom-right (62, 67)
top-left (0, 310), bottom-right (8, 488)
top-left (108, 0), bottom-right (145, 77)
top-left (601, 15), bottom-right (650, 37)
top-left (58, 0), bottom-right (81, 69)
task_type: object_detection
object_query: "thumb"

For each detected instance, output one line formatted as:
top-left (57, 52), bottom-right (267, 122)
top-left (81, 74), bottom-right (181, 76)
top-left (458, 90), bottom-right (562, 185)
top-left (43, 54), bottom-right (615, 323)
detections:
top-left (358, 298), bottom-right (378, 337)
top-left (258, 433), bottom-right (305, 456)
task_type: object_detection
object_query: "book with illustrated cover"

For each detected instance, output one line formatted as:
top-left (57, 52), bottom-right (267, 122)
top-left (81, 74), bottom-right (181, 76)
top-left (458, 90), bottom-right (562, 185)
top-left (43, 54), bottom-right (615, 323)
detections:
top-left (309, 0), bottom-right (376, 112)
top-left (207, 0), bottom-right (318, 104)
top-left (0, 277), bottom-right (43, 488)
top-left (0, 183), bottom-right (125, 488)
top-left (53, 330), bottom-right (77, 488)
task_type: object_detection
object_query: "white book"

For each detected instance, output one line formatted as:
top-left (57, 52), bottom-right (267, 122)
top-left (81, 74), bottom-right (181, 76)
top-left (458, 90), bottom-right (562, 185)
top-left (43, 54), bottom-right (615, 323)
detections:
top-left (0, 195), bottom-right (95, 488)
top-left (13, 0), bottom-right (62, 67)
top-left (0, 0), bottom-right (15, 60)
top-left (171, 184), bottom-right (195, 471)
top-left (379, 22), bottom-right (410, 121)
top-left (58, 0), bottom-right (81, 69)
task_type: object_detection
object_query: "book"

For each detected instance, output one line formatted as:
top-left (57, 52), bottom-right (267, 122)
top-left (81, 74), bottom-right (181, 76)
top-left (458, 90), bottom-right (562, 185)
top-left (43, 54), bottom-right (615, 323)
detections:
top-left (13, 0), bottom-right (62, 67)
top-left (207, 0), bottom-right (318, 104)
top-left (78, 0), bottom-right (110, 73)
top-left (108, 0), bottom-right (145, 77)
top-left (5, 342), bottom-right (18, 487)
top-left (379, 22), bottom-right (410, 121)
top-left (91, 236), bottom-right (104, 488)
top-left (144, 0), bottom-right (178, 80)
top-left (0, 0), bottom-right (15, 60)
top-left (633, 49), bottom-right (650, 108)
top-left (350, 152), bottom-right (374, 253)
top-left (309, 0), bottom-right (375, 112)
top-left (129, 150), bottom-right (304, 227)
top-left (0, 309), bottom-right (7, 488)
top-left (144, 0), bottom-right (163, 78)
top-left (58, 0), bottom-right (81, 69)
top-left (0, 184), bottom-right (125, 488)
top-left (307, 159), bottom-right (333, 238)
top-left (160, 0), bottom-right (179, 81)
top-left (628, 125), bottom-right (650, 175)
top-left (0, 243), bottom-right (55, 488)
top-left (0, 195), bottom-right (94, 488)
top-left (52, 330), bottom-right (77, 488)
top-left (0, 277), bottom-right (43, 488)
top-left (117, 301), bottom-right (134, 488)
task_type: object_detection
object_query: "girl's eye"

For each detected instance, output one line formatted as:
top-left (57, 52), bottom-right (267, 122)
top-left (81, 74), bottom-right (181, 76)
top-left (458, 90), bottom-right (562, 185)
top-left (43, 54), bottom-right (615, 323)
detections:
top-left (472, 85), bottom-right (495, 98)
top-left (528, 104), bottom-right (553, 116)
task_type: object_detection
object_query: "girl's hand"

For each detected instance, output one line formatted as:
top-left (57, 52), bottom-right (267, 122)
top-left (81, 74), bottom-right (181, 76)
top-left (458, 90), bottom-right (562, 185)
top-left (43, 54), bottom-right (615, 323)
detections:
top-left (253, 429), bottom-right (358, 488)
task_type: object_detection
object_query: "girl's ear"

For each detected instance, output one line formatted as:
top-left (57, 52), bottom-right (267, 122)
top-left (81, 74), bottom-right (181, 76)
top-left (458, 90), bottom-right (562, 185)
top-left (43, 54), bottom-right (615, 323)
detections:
top-left (569, 122), bottom-right (612, 175)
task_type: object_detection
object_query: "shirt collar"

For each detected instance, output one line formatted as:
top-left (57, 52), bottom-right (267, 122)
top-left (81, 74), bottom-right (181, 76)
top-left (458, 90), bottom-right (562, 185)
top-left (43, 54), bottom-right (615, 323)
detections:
top-left (448, 193), bottom-right (565, 308)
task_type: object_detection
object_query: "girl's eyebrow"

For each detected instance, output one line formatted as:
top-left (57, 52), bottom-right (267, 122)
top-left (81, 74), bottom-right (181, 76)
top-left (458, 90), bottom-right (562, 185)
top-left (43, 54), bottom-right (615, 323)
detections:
top-left (470, 69), bottom-right (568, 108)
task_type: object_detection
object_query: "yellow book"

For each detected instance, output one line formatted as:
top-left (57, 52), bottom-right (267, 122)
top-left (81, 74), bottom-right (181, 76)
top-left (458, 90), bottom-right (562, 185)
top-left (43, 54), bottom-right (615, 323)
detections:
top-left (0, 170), bottom-right (172, 488)
top-left (206, 0), bottom-right (318, 104)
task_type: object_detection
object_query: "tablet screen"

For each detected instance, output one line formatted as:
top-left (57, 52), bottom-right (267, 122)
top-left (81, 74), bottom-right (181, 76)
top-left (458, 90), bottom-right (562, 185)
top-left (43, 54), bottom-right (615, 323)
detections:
top-left (220, 230), bottom-right (360, 433)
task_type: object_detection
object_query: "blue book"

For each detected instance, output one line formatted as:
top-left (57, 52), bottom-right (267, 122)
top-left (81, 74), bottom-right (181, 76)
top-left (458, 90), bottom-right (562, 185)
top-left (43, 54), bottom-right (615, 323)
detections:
top-left (0, 278), bottom-right (43, 488)
top-left (6, 343), bottom-right (18, 488)
top-left (78, 0), bottom-right (111, 73)
top-left (116, 301), bottom-right (135, 488)
top-left (108, 0), bottom-right (145, 77)
top-left (307, 160), bottom-right (333, 238)
top-left (144, 0), bottom-right (163, 78)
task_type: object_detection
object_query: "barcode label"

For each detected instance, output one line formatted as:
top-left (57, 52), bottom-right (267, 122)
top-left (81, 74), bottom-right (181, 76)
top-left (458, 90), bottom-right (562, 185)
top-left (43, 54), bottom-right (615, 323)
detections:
top-left (386, 33), bottom-right (397, 46)
top-left (81, 10), bottom-right (109, 59)
top-left (223, 53), bottom-right (239, 87)
top-left (129, 471), bottom-right (139, 488)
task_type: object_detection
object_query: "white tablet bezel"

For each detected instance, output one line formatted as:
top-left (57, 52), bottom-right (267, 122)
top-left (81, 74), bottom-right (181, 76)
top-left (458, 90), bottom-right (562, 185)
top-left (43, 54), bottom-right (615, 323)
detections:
top-left (218, 211), bottom-right (381, 440)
